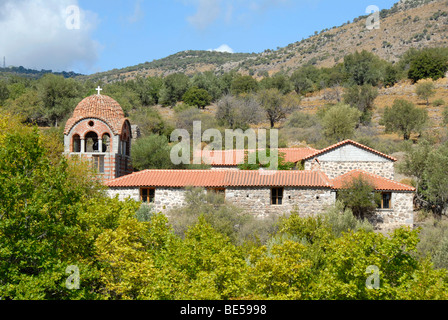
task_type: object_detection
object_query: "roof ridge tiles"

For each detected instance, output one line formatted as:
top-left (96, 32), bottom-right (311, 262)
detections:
top-left (303, 140), bottom-right (398, 162)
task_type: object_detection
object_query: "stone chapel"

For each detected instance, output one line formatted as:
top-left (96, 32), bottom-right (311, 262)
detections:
top-left (63, 90), bottom-right (133, 181)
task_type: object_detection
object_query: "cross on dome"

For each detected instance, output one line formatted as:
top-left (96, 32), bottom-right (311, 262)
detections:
top-left (96, 86), bottom-right (103, 95)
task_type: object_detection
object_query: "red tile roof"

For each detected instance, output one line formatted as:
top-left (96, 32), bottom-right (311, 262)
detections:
top-left (302, 140), bottom-right (398, 162)
top-left (332, 170), bottom-right (415, 192)
top-left (64, 94), bottom-right (128, 135)
top-left (105, 169), bottom-right (333, 188)
top-left (197, 148), bottom-right (319, 166)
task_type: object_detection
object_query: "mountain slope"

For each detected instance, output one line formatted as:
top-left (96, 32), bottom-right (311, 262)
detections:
top-left (83, 0), bottom-right (448, 83)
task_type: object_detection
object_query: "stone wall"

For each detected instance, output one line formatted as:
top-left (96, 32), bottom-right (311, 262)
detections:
top-left (107, 187), bottom-right (187, 212)
top-left (108, 187), bottom-right (140, 202)
top-left (371, 192), bottom-right (414, 230)
top-left (304, 161), bottom-right (395, 180)
top-left (225, 187), bottom-right (335, 218)
top-left (107, 186), bottom-right (414, 230)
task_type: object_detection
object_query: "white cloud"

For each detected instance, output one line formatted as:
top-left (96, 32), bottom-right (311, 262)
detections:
top-left (0, 0), bottom-right (100, 73)
top-left (249, 0), bottom-right (290, 12)
top-left (208, 44), bottom-right (234, 53)
top-left (128, 0), bottom-right (145, 24)
top-left (187, 0), bottom-right (222, 30)
top-left (185, 0), bottom-right (294, 30)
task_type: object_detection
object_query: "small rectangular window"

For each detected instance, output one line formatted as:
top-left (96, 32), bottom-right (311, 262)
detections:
top-left (378, 192), bottom-right (392, 209)
top-left (93, 155), bottom-right (104, 174)
top-left (271, 188), bottom-right (284, 205)
top-left (141, 188), bottom-right (155, 203)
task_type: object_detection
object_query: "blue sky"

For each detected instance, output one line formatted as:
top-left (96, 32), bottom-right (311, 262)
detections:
top-left (1, 0), bottom-right (399, 75)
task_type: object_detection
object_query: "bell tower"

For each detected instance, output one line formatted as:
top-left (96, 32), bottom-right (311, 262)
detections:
top-left (63, 89), bottom-right (133, 181)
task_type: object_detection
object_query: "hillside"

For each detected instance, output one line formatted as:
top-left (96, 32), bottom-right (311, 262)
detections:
top-left (0, 66), bottom-right (82, 80)
top-left (81, 0), bottom-right (448, 83)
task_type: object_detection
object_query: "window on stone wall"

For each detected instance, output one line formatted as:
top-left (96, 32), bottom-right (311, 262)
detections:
top-left (378, 192), bottom-right (392, 209)
top-left (72, 134), bottom-right (81, 153)
top-left (271, 188), bottom-right (284, 205)
top-left (93, 155), bottom-right (105, 174)
top-left (141, 188), bottom-right (155, 203)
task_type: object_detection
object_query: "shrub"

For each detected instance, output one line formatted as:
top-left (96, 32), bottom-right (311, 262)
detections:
top-left (416, 217), bottom-right (448, 269)
top-left (285, 111), bottom-right (319, 129)
top-left (322, 201), bottom-right (374, 237)
top-left (433, 99), bottom-right (445, 107)
top-left (415, 80), bottom-right (436, 106)
top-left (167, 187), bottom-right (278, 245)
top-left (136, 203), bottom-right (155, 222)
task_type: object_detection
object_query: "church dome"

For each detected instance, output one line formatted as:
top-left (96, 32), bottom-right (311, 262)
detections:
top-left (64, 94), bottom-right (127, 135)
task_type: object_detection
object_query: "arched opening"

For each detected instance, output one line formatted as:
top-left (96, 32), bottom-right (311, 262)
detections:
top-left (121, 133), bottom-right (130, 156)
top-left (102, 133), bottom-right (110, 153)
top-left (121, 121), bottom-right (131, 157)
top-left (72, 134), bottom-right (81, 153)
top-left (85, 132), bottom-right (99, 153)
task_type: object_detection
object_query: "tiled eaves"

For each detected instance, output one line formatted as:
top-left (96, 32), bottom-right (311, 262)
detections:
top-left (331, 169), bottom-right (416, 192)
top-left (105, 169), bottom-right (334, 189)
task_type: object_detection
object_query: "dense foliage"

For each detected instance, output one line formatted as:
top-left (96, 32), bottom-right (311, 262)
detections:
top-left (1, 113), bottom-right (448, 300)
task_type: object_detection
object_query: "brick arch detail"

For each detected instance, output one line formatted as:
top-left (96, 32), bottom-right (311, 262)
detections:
top-left (68, 118), bottom-right (115, 151)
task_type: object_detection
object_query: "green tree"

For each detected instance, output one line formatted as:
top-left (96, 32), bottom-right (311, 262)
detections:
top-left (415, 80), bottom-right (436, 106)
top-left (103, 82), bottom-right (141, 115)
top-left (260, 72), bottom-right (293, 95)
top-left (4, 89), bottom-right (43, 123)
top-left (381, 99), bottom-right (428, 140)
top-left (192, 71), bottom-right (224, 101)
top-left (343, 84), bottom-right (379, 125)
top-left (230, 75), bottom-right (259, 96)
top-left (399, 140), bottom-right (448, 215)
top-left (182, 86), bottom-right (212, 109)
top-left (0, 80), bottom-right (9, 105)
top-left (216, 94), bottom-right (264, 129)
top-left (422, 146), bottom-right (448, 215)
top-left (290, 69), bottom-right (315, 95)
top-left (336, 176), bottom-right (381, 220)
top-left (159, 73), bottom-right (191, 107)
top-left (258, 89), bottom-right (300, 128)
top-left (321, 103), bottom-right (362, 142)
top-left (408, 49), bottom-right (448, 83)
top-left (0, 112), bottom-right (137, 299)
top-left (129, 107), bottom-right (171, 137)
top-left (384, 64), bottom-right (400, 87)
top-left (131, 134), bottom-right (178, 170)
top-left (38, 74), bottom-right (83, 127)
top-left (343, 50), bottom-right (385, 86)
top-left (133, 76), bottom-right (164, 106)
